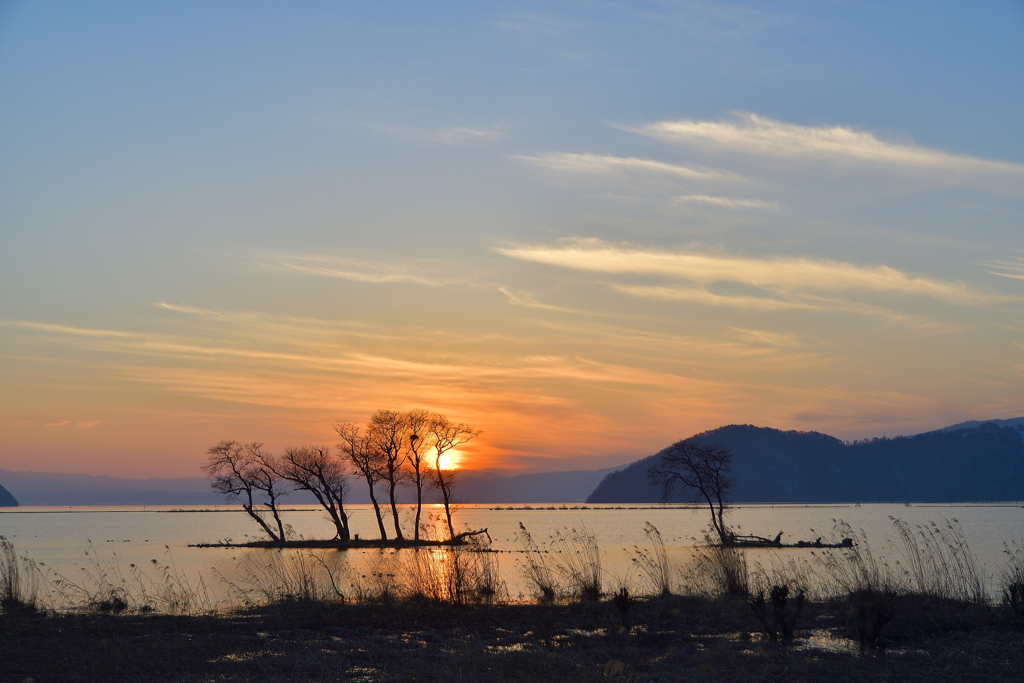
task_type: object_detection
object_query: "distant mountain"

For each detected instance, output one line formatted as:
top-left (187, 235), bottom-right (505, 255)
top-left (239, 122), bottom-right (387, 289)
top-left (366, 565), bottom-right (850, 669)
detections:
top-left (941, 417), bottom-right (1024, 431)
top-left (587, 420), bottom-right (1024, 504)
top-left (0, 469), bottom-right (222, 506)
top-left (0, 465), bottom-right (616, 506)
top-left (0, 482), bottom-right (18, 507)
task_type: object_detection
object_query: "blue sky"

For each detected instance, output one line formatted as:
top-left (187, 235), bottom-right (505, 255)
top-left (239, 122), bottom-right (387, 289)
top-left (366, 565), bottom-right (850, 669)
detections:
top-left (1, 1), bottom-right (1022, 477)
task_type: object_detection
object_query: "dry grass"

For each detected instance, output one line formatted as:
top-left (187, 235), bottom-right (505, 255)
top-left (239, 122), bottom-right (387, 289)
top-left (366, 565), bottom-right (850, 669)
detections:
top-left (0, 535), bottom-right (40, 613)
top-left (999, 539), bottom-right (1024, 622)
top-left (399, 543), bottom-right (505, 605)
top-left (683, 543), bottom-right (749, 597)
top-left (890, 517), bottom-right (986, 604)
top-left (5, 524), bottom-right (1024, 681)
top-left (548, 524), bottom-right (602, 601)
top-left (632, 521), bottom-right (672, 597)
top-left (515, 522), bottom-right (559, 601)
top-left (220, 548), bottom-right (348, 607)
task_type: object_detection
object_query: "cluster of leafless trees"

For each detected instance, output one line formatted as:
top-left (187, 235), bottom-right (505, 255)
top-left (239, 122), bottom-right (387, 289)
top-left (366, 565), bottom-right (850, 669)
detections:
top-left (203, 410), bottom-right (479, 543)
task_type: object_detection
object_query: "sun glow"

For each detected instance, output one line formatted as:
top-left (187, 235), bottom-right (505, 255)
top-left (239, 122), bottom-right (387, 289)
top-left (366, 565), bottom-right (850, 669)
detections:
top-left (436, 449), bottom-right (463, 470)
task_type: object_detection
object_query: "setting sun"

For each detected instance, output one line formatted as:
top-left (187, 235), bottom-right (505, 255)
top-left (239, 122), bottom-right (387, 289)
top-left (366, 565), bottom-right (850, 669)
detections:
top-left (437, 449), bottom-right (464, 471)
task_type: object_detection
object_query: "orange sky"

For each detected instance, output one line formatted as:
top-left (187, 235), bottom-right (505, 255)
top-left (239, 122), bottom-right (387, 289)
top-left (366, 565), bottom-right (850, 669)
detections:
top-left (1, 4), bottom-right (1022, 479)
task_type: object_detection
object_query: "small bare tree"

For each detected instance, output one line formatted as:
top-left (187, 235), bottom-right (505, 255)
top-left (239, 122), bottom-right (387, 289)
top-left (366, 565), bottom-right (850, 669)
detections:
top-left (649, 440), bottom-right (733, 546)
top-left (334, 421), bottom-right (389, 540)
top-left (203, 440), bottom-right (289, 542)
top-left (278, 445), bottom-right (351, 542)
top-left (403, 408), bottom-right (434, 541)
top-left (429, 415), bottom-right (480, 540)
top-left (367, 409), bottom-right (410, 541)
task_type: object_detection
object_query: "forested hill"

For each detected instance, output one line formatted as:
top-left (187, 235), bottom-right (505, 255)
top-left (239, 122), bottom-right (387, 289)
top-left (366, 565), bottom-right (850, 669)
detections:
top-left (586, 422), bottom-right (1024, 503)
top-left (0, 482), bottom-right (18, 507)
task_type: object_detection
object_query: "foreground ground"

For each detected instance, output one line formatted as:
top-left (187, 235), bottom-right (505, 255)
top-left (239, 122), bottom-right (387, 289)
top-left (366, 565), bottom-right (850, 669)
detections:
top-left (3, 595), bottom-right (1023, 682)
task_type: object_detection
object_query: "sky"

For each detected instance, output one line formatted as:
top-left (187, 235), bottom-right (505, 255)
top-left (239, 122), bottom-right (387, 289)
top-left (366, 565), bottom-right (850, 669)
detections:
top-left (1, 1), bottom-right (1023, 479)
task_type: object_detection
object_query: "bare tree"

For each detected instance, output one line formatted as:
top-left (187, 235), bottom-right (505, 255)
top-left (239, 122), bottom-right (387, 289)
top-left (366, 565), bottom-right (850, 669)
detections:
top-left (243, 443), bottom-right (290, 541)
top-left (429, 415), bottom-right (480, 540)
top-left (278, 445), bottom-right (351, 542)
top-left (334, 421), bottom-right (388, 540)
top-left (203, 440), bottom-right (288, 542)
top-left (402, 408), bottom-right (434, 541)
top-left (649, 440), bottom-right (733, 546)
top-left (366, 409), bottom-right (410, 541)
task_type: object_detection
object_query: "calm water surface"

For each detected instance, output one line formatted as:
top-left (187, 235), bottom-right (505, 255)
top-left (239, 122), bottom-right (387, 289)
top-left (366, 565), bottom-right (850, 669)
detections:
top-left (2, 503), bottom-right (1021, 603)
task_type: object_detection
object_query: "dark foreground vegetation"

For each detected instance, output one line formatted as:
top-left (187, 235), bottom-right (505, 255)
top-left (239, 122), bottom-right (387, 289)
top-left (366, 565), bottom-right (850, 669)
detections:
top-left (4, 592), bottom-right (1024, 682)
top-left (4, 518), bottom-right (1024, 682)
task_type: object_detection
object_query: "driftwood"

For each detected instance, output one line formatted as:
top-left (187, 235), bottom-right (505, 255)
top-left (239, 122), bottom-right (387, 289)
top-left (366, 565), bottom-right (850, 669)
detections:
top-left (727, 533), bottom-right (854, 549)
top-left (449, 528), bottom-right (491, 545)
top-left (191, 528), bottom-right (490, 550)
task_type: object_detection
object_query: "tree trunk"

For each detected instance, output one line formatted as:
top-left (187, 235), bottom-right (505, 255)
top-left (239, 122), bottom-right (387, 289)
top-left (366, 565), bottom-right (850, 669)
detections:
top-left (243, 503), bottom-right (280, 542)
top-left (441, 484), bottom-right (455, 541)
top-left (388, 481), bottom-right (404, 541)
top-left (268, 502), bottom-right (287, 541)
top-left (365, 480), bottom-right (387, 540)
top-left (413, 471), bottom-right (423, 541)
top-left (336, 506), bottom-right (351, 542)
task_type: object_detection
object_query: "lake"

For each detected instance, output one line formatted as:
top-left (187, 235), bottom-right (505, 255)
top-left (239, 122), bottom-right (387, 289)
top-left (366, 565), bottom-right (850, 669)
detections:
top-left (2, 503), bottom-right (1021, 606)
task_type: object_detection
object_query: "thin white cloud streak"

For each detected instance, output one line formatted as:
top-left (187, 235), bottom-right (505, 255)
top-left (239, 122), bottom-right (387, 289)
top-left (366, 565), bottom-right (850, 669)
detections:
top-left (11, 322), bottom-right (140, 339)
top-left (496, 238), bottom-right (1007, 305)
top-left (255, 254), bottom-right (471, 287)
top-left (361, 121), bottom-right (504, 145)
top-left (625, 112), bottom-right (1024, 176)
top-left (728, 328), bottom-right (803, 348)
top-left (616, 284), bottom-right (959, 327)
top-left (527, 319), bottom-right (825, 369)
top-left (498, 287), bottom-right (594, 315)
top-left (614, 285), bottom-right (817, 310)
top-left (152, 302), bottom-right (414, 347)
top-left (4, 318), bottom-right (711, 392)
top-left (984, 256), bottom-right (1024, 281)
top-left (514, 152), bottom-right (739, 182)
top-left (673, 194), bottom-right (779, 210)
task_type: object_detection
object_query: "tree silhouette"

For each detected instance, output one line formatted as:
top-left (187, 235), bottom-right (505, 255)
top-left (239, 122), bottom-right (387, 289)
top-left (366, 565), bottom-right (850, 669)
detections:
top-left (649, 440), bottom-right (733, 545)
top-left (403, 408), bottom-right (433, 541)
top-left (278, 445), bottom-right (351, 542)
top-left (334, 421), bottom-right (389, 540)
top-left (429, 415), bottom-right (480, 540)
top-left (367, 409), bottom-right (410, 540)
top-left (203, 440), bottom-right (288, 542)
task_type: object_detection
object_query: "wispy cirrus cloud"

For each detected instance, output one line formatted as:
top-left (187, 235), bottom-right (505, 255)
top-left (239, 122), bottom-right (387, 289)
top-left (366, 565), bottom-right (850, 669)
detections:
top-left (494, 12), bottom-right (574, 38)
top-left (623, 112), bottom-right (1024, 182)
top-left (514, 152), bottom-right (739, 182)
top-left (612, 284), bottom-right (816, 310)
top-left (984, 256), bottom-right (1024, 281)
top-left (497, 287), bottom-right (592, 315)
top-left (496, 238), bottom-right (1010, 308)
top-left (514, 152), bottom-right (782, 210)
top-left (728, 328), bottom-right (803, 348)
top-left (255, 253), bottom-right (472, 287)
top-left (357, 121), bottom-right (504, 145)
top-left (7, 314), bottom-right (737, 419)
top-left (672, 194), bottom-right (779, 210)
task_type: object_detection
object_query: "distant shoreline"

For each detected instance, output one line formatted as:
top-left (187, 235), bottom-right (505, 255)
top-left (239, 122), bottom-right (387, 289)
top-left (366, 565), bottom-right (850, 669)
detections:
top-left (1, 500), bottom-right (1021, 513)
